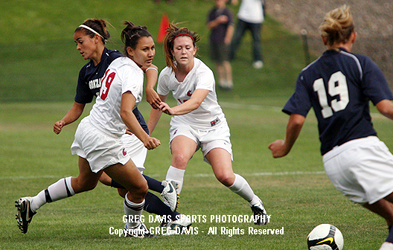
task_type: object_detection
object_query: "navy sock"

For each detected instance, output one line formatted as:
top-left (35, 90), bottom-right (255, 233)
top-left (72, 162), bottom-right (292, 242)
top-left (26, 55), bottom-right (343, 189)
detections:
top-left (387, 226), bottom-right (393, 243)
top-left (111, 175), bottom-right (164, 193)
top-left (143, 175), bottom-right (164, 193)
top-left (144, 192), bottom-right (180, 220)
top-left (111, 179), bottom-right (124, 189)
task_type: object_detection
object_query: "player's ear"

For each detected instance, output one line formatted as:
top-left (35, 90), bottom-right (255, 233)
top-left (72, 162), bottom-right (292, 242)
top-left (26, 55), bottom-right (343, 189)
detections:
top-left (350, 32), bottom-right (357, 44)
top-left (321, 36), bottom-right (328, 46)
top-left (127, 47), bottom-right (134, 58)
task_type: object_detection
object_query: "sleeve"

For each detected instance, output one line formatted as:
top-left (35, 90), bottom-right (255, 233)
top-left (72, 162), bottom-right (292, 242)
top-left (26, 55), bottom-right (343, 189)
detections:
top-left (74, 67), bottom-right (94, 104)
top-left (226, 8), bottom-right (234, 25)
top-left (282, 73), bottom-right (312, 117)
top-left (195, 68), bottom-right (215, 92)
top-left (157, 68), bottom-right (171, 96)
top-left (361, 56), bottom-right (393, 105)
top-left (122, 66), bottom-right (143, 102)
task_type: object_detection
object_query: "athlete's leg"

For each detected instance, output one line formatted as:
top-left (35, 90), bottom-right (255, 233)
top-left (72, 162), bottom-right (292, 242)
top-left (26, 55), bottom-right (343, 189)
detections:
top-left (29, 156), bottom-right (100, 212)
top-left (15, 156), bottom-right (101, 233)
top-left (104, 160), bottom-right (147, 228)
top-left (166, 135), bottom-right (197, 194)
top-left (363, 193), bottom-right (393, 248)
top-left (206, 148), bottom-right (268, 225)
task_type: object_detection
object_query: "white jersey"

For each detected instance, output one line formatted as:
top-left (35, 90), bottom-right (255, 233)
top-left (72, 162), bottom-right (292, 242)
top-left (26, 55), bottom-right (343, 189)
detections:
top-left (157, 58), bottom-right (225, 129)
top-left (89, 56), bottom-right (144, 137)
top-left (237, 0), bottom-right (264, 24)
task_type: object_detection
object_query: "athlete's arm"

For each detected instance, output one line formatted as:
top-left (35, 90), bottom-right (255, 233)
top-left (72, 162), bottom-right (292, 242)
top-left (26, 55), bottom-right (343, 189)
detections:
top-left (120, 91), bottom-right (160, 150)
top-left (53, 102), bottom-right (86, 134)
top-left (147, 94), bottom-right (167, 135)
top-left (144, 64), bottom-right (161, 109)
top-left (224, 22), bottom-right (234, 45)
top-left (376, 99), bottom-right (393, 120)
top-left (160, 89), bottom-right (209, 116)
top-left (268, 113), bottom-right (305, 158)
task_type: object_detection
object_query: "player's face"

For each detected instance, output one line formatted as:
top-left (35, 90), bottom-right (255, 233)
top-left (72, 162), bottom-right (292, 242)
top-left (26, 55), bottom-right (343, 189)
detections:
top-left (74, 30), bottom-right (99, 61)
top-left (171, 36), bottom-right (196, 68)
top-left (127, 36), bottom-right (155, 68)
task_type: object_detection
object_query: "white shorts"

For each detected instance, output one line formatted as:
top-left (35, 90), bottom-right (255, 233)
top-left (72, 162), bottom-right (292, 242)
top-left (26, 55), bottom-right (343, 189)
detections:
top-left (71, 117), bottom-right (130, 173)
top-left (169, 119), bottom-right (233, 164)
top-left (121, 134), bottom-right (147, 173)
top-left (323, 136), bottom-right (393, 204)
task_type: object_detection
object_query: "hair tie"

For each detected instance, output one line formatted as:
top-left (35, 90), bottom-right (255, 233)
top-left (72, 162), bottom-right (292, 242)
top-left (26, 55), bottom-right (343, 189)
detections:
top-left (173, 33), bottom-right (195, 43)
top-left (79, 24), bottom-right (104, 40)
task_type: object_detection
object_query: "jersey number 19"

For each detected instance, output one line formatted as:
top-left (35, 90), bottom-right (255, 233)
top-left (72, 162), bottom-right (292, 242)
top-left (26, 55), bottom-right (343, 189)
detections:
top-left (313, 71), bottom-right (349, 119)
top-left (100, 69), bottom-right (116, 101)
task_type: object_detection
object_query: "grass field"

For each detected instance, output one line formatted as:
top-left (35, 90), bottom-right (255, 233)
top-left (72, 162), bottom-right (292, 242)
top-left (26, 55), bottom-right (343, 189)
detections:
top-left (1, 100), bottom-right (391, 249)
top-left (0, 0), bottom-right (392, 249)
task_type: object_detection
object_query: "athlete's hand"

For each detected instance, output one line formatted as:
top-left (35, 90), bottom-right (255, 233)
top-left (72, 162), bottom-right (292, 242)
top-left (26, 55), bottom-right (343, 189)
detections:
top-left (268, 139), bottom-right (289, 158)
top-left (159, 102), bottom-right (174, 115)
top-left (146, 88), bottom-right (161, 109)
top-left (144, 137), bottom-right (161, 150)
top-left (53, 120), bottom-right (66, 134)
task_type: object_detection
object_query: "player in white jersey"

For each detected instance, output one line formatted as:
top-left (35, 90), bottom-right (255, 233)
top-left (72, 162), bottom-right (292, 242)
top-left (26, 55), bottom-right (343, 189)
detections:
top-left (15, 22), bottom-right (160, 238)
top-left (148, 23), bottom-right (268, 225)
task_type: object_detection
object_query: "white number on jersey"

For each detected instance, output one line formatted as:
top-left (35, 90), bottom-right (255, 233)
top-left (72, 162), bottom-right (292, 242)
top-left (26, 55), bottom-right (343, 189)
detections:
top-left (313, 71), bottom-right (349, 118)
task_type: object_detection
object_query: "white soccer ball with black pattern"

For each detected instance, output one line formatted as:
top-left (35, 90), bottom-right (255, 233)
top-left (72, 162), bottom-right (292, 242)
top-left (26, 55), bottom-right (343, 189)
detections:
top-left (307, 224), bottom-right (344, 250)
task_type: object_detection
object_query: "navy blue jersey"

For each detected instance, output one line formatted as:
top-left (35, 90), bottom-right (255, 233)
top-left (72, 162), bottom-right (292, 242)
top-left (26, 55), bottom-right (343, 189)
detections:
top-left (283, 48), bottom-right (393, 155)
top-left (207, 7), bottom-right (233, 44)
top-left (74, 47), bottom-right (149, 133)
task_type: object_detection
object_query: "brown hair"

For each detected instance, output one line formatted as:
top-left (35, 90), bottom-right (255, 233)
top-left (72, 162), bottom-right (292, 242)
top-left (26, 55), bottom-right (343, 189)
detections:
top-left (163, 23), bottom-right (200, 71)
top-left (319, 5), bottom-right (354, 47)
top-left (75, 19), bottom-right (110, 44)
top-left (120, 21), bottom-right (152, 57)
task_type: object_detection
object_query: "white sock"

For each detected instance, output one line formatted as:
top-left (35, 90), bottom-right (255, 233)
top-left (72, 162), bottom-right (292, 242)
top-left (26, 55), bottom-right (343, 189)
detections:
top-left (31, 177), bottom-right (75, 212)
top-left (124, 194), bottom-right (145, 228)
top-left (229, 174), bottom-right (256, 203)
top-left (380, 242), bottom-right (393, 250)
top-left (165, 166), bottom-right (185, 194)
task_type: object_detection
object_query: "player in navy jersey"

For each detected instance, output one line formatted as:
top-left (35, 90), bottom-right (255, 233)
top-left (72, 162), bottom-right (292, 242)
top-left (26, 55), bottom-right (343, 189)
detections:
top-left (268, 6), bottom-right (393, 249)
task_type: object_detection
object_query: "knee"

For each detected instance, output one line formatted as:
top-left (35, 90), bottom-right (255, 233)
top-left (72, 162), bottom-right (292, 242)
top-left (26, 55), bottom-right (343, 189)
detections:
top-left (216, 173), bottom-right (235, 187)
top-left (73, 178), bottom-right (98, 193)
top-left (133, 179), bottom-right (149, 198)
top-left (172, 153), bottom-right (189, 168)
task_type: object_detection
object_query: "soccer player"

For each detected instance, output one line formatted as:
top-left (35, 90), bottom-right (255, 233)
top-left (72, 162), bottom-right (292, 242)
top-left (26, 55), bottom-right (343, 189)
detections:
top-left (50, 19), bottom-right (188, 231)
top-left (15, 21), bottom-right (177, 237)
top-left (148, 23), bottom-right (268, 225)
top-left (268, 6), bottom-right (393, 250)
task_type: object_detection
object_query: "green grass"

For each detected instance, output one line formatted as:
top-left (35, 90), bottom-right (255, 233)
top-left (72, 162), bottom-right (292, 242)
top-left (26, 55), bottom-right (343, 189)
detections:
top-left (1, 101), bottom-right (391, 249)
top-left (0, 0), bottom-right (390, 249)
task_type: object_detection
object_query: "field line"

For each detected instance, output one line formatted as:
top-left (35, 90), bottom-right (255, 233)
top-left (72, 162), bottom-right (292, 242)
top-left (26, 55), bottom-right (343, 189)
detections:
top-left (1, 171), bottom-right (325, 180)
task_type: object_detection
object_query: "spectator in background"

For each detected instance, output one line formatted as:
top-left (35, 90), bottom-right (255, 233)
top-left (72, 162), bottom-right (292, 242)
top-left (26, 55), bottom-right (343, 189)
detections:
top-left (207, 0), bottom-right (234, 90)
top-left (230, 0), bottom-right (265, 69)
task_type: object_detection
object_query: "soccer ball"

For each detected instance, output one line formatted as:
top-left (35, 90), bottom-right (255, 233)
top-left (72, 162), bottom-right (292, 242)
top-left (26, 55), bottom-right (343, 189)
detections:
top-left (307, 224), bottom-right (344, 250)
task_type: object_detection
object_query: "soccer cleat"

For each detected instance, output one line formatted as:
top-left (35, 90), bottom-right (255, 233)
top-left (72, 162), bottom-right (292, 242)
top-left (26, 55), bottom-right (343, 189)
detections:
top-left (125, 222), bottom-right (155, 238)
top-left (15, 197), bottom-right (36, 234)
top-left (161, 180), bottom-right (179, 212)
top-left (251, 199), bottom-right (268, 225)
top-left (162, 214), bottom-right (192, 236)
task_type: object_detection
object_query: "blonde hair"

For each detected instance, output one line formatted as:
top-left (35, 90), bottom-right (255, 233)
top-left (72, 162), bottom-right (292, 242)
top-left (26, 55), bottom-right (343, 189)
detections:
top-left (319, 5), bottom-right (354, 47)
top-left (163, 23), bottom-right (200, 71)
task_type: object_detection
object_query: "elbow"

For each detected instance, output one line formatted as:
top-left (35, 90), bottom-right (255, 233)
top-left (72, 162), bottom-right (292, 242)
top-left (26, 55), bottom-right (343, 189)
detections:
top-left (120, 109), bottom-right (132, 122)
